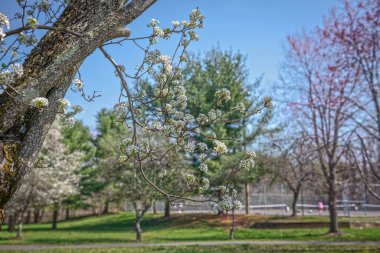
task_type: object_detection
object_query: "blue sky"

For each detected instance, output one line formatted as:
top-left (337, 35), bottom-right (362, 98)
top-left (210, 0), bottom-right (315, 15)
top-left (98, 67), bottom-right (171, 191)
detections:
top-left (1, 0), bottom-right (338, 129)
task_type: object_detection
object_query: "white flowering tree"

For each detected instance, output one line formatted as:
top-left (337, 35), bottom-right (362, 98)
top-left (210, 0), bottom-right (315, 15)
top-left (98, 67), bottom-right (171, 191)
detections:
top-left (7, 119), bottom-right (81, 237)
top-left (7, 168), bottom-right (48, 240)
top-left (36, 119), bottom-right (82, 229)
top-left (0, 1), bottom-right (270, 221)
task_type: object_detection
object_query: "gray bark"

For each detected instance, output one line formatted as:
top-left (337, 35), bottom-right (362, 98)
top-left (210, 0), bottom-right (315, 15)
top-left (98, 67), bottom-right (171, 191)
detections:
top-left (0, 0), bottom-right (156, 219)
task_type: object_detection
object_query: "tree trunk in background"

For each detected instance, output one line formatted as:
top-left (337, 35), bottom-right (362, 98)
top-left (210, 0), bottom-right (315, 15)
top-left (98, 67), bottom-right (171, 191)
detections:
top-left (65, 209), bottom-right (70, 220)
top-left (291, 189), bottom-right (300, 217)
top-left (33, 210), bottom-right (39, 223)
top-left (152, 201), bottom-right (157, 214)
top-left (39, 210), bottom-right (45, 223)
top-left (229, 208), bottom-right (236, 240)
top-left (328, 176), bottom-right (339, 233)
top-left (52, 204), bottom-right (59, 230)
top-left (0, 0), bottom-right (157, 221)
top-left (16, 220), bottom-right (23, 240)
top-left (244, 182), bottom-right (250, 214)
top-left (7, 214), bottom-right (15, 232)
top-left (103, 198), bottom-right (109, 214)
top-left (135, 215), bottom-right (142, 241)
top-left (164, 199), bottom-right (170, 218)
top-left (25, 210), bottom-right (31, 224)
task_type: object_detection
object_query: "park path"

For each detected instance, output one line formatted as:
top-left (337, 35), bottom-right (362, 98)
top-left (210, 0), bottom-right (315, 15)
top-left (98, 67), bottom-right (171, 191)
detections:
top-left (0, 240), bottom-right (380, 251)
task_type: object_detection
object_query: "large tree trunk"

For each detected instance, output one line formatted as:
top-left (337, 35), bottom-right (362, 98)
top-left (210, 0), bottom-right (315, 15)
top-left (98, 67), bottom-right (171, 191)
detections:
top-left (244, 182), bottom-right (249, 215)
top-left (291, 188), bottom-right (301, 217)
top-left (164, 199), bottom-right (170, 218)
top-left (0, 0), bottom-right (156, 220)
top-left (328, 176), bottom-right (339, 233)
top-left (52, 204), bottom-right (59, 230)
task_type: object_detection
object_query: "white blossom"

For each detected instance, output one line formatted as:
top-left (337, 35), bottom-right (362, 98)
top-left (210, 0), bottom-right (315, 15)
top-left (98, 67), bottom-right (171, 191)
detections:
top-left (27, 17), bottom-right (38, 28)
top-left (0, 12), bottom-right (9, 41)
top-left (235, 102), bottom-right (246, 113)
top-left (213, 140), bottom-right (228, 155)
top-left (58, 98), bottom-right (70, 107)
top-left (199, 177), bottom-right (209, 193)
top-left (186, 174), bottom-right (195, 184)
top-left (197, 142), bottom-right (208, 152)
top-left (31, 97), bottom-right (49, 108)
top-left (199, 163), bottom-right (208, 173)
top-left (215, 88), bottom-right (231, 105)
top-left (73, 79), bottom-right (84, 91)
top-left (183, 142), bottom-right (195, 153)
top-left (172, 20), bottom-right (180, 27)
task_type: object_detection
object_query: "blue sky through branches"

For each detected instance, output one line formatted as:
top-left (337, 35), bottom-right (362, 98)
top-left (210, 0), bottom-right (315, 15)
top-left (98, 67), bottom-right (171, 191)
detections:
top-left (1, 0), bottom-right (338, 129)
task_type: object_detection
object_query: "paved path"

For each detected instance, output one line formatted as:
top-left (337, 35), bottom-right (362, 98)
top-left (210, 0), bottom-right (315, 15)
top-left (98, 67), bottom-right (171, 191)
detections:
top-left (0, 240), bottom-right (379, 251)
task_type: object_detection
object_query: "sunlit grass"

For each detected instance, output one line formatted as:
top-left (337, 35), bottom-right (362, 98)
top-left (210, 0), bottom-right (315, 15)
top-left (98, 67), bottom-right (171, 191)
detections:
top-left (0, 213), bottom-right (379, 245)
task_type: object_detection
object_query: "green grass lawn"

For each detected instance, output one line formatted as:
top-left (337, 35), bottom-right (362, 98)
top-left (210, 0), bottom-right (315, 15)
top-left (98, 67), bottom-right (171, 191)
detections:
top-left (0, 213), bottom-right (379, 245)
top-left (4, 245), bottom-right (380, 253)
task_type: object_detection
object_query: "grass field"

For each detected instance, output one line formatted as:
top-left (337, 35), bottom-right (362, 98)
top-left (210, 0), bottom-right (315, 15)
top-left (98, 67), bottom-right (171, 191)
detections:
top-left (3, 244), bottom-right (380, 253)
top-left (0, 213), bottom-right (379, 245)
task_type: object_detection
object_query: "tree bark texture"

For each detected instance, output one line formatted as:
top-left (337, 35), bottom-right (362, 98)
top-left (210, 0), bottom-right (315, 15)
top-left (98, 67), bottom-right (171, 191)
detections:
top-left (0, 0), bottom-right (156, 219)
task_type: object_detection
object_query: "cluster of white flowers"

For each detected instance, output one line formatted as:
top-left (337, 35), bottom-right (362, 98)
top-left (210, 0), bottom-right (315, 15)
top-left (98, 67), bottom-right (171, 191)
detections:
top-left (72, 79), bottom-right (84, 91)
top-left (199, 163), bottom-right (208, 173)
top-left (213, 140), bottom-right (228, 155)
top-left (31, 97), bottom-right (49, 108)
top-left (0, 12), bottom-right (9, 41)
top-left (199, 177), bottom-right (209, 193)
top-left (0, 63), bottom-right (23, 85)
top-left (125, 144), bottom-right (139, 156)
top-left (58, 98), bottom-right (70, 113)
top-left (58, 98), bottom-right (70, 107)
top-left (238, 151), bottom-right (256, 171)
top-left (148, 18), bottom-right (171, 44)
top-left (172, 20), bottom-right (180, 27)
top-left (186, 9), bottom-right (204, 29)
top-left (217, 195), bottom-right (233, 211)
top-left (208, 109), bottom-right (223, 122)
top-left (216, 188), bottom-right (242, 212)
top-left (158, 55), bottom-right (172, 75)
top-left (235, 102), bottom-right (246, 113)
top-left (119, 155), bottom-right (127, 163)
top-left (186, 174), bottom-right (195, 184)
top-left (197, 142), bottom-right (208, 152)
top-left (215, 88), bottom-right (231, 105)
top-left (183, 141), bottom-right (196, 153)
top-left (233, 200), bottom-right (243, 210)
top-left (27, 16), bottom-right (38, 28)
